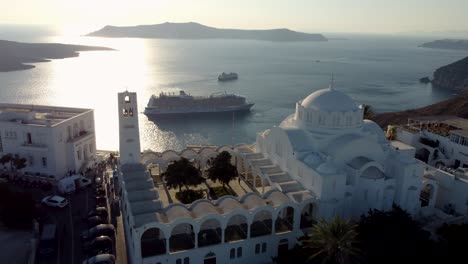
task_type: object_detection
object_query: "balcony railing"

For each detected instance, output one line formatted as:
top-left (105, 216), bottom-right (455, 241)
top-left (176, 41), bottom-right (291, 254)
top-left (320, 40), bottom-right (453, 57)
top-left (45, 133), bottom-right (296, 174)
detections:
top-left (68, 130), bottom-right (93, 143)
top-left (20, 142), bottom-right (48, 149)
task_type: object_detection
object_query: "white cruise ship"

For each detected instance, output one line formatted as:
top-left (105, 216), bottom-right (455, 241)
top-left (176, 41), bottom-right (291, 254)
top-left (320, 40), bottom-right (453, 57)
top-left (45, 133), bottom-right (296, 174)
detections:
top-left (144, 91), bottom-right (254, 115)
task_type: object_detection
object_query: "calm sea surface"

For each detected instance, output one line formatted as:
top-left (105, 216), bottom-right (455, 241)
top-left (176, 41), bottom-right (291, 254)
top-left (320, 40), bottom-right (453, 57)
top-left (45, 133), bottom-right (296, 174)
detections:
top-left (0, 26), bottom-right (466, 151)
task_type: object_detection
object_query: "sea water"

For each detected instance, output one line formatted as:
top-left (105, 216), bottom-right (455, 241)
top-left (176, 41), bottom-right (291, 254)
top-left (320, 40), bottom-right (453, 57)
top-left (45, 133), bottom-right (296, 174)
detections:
top-left (0, 26), bottom-right (465, 151)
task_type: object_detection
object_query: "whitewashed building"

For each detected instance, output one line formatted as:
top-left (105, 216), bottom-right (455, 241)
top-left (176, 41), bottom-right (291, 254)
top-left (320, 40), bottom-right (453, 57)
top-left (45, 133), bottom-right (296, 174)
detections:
top-left (117, 87), bottom-right (425, 264)
top-left (0, 103), bottom-right (96, 179)
top-left (394, 116), bottom-right (468, 168)
top-left (393, 116), bottom-right (468, 218)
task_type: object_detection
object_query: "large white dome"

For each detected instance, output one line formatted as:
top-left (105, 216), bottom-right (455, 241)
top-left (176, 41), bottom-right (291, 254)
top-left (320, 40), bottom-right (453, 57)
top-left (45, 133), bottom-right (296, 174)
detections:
top-left (301, 88), bottom-right (358, 112)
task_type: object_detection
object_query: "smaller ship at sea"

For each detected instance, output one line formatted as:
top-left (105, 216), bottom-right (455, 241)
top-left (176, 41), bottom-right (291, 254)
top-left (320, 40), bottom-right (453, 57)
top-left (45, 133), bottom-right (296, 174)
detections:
top-left (218, 72), bottom-right (238, 81)
top-left (144, 90), bottom-right (253, 116)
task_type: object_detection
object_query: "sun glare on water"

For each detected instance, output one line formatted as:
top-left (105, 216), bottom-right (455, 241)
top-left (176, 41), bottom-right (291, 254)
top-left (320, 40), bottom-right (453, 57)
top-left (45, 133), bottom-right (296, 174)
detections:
top-left (44, 31), bottom-right (152, 151)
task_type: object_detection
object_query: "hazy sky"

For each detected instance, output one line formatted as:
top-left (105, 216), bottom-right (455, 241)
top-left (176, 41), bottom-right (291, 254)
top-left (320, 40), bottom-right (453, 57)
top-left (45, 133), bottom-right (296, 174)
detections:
top-left (2, 0), bottom-right (468, 34)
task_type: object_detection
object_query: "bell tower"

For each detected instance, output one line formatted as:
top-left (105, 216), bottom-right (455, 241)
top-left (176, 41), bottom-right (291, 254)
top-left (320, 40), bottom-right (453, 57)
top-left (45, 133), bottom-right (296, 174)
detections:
top-left (118, 91), bottom-right (141, 165)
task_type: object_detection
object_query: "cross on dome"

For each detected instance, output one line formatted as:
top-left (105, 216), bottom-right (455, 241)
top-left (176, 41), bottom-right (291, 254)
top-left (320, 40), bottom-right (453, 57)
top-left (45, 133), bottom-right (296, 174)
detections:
top-left (329, 74), bottom-right (335, 90)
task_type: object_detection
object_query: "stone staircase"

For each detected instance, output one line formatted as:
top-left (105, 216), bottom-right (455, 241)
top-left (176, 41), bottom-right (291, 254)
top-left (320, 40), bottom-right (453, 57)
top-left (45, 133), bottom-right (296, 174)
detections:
top-left (239, 148), bottom-right (312, 198)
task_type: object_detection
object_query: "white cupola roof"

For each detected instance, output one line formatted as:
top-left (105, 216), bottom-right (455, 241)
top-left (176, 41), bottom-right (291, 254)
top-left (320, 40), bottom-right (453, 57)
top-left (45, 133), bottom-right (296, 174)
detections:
top-left (292, 86), bottom-right (364, 130)
top-left (301, 88), bottom-right (358, 112)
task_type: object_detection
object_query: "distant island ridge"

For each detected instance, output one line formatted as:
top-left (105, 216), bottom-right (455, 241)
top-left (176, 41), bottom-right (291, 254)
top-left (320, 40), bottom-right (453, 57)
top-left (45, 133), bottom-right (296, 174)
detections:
top-left (0, 40), bottom-right (113, 72)
top-left (86, 22), bottom-right (328, 42)
top-left (419, 39), bottom-right (468, 50)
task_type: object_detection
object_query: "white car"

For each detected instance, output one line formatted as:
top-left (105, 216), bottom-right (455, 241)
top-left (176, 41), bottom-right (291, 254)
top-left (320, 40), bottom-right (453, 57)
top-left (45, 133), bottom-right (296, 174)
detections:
top-left (95, 177), bottom-right (102, 185)
top-left (82, 254), bottom-right (115, 264)
top-left (78, 177), bottom-right (92, 188)
top-left (41, 195), bottom-right (69, 208)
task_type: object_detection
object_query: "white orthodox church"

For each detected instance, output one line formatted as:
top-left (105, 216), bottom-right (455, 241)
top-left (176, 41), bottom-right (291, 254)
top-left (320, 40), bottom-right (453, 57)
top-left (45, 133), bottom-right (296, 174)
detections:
top-left (117, 86), bottom-right (424, 264)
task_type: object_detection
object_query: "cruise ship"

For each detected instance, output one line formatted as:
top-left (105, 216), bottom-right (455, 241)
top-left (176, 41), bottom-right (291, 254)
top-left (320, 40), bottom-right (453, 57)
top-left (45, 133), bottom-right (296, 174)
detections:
top-left (144, 91), bottom-right (254, 115)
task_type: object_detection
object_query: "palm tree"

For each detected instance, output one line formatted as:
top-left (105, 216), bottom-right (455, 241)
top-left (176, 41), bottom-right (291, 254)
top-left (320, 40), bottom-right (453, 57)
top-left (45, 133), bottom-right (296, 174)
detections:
top-left (162, 158), bottom-right (203, 192)
top-left (300, 216), bottom-right (362, 264)
top-left (362, 104), bottom-right (375, 120)
top-left (386, 125), bottom-right (397, 140)
top-left (207, 151), bottom-right (238, 190)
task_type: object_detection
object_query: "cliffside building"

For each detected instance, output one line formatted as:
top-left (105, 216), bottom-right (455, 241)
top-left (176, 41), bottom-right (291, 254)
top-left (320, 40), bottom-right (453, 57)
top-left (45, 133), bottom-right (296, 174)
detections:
top-left (0, 103), bottom-right (96, 179)
top-left (394, 116), bottom-right (468, 217)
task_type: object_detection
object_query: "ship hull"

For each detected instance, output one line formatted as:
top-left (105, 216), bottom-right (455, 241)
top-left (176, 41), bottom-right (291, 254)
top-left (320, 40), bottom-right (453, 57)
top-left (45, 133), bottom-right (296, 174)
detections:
top-left (144, 103), bottom-right (254, 116)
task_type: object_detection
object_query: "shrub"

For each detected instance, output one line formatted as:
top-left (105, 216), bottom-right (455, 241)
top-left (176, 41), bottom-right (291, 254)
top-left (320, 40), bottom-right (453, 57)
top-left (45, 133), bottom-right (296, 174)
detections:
top-left (175, 190), bottom-right (205, 204)
top-left (212, 186), bottom-right (236, 198)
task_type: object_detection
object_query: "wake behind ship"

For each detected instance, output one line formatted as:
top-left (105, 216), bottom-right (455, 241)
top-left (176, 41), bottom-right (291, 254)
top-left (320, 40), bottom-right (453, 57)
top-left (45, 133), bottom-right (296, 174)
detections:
top-left (144, 91), bottom-right (254, 116)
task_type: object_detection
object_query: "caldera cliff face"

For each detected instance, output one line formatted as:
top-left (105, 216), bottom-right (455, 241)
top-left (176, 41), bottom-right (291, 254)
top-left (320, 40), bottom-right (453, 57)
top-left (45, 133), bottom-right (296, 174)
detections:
top-left (432, 56), bottom-right (468, 92)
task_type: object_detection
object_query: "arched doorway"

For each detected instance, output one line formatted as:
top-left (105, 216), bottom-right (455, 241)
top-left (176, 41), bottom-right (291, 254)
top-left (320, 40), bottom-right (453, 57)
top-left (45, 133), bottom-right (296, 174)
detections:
top-left (383, 186), bottom-right (395, 211)
top-left (277, 238), bottom-right (289, 257)
top-left (141, 227), bottom-right (166, 257)
top-left (169, 223), bottom-right (195, 253)
top-left (415, 148), bottom-right (430, 163)
top-left (420, 184), bottom-right (434, 207)
top-left (204, 252), bottom-right (216, 264)
top-left (275, 206), bottom-right (294, 233)
top-left (300, 203), bottom-right (315, 229)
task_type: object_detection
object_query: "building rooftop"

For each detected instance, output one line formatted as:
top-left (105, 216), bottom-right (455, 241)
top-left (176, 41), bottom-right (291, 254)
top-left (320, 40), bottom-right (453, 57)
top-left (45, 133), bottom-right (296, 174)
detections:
top-left (400, 116), bottom-right (468, 138)
top-left (449, 129), bottom-right (468, 138)
top-left (409, 116), bottom-right (468, 130)
top-left (390, 140), bottom-right (415, 151)
top-left (0, 103), bottom-right (92, 127)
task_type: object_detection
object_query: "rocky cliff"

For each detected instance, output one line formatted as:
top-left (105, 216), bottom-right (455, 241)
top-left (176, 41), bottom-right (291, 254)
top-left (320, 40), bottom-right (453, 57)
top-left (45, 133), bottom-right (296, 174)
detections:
top-left (432, 56), bottom-right (468, 92)
top-left (374, 92), bottom-right (468, 128)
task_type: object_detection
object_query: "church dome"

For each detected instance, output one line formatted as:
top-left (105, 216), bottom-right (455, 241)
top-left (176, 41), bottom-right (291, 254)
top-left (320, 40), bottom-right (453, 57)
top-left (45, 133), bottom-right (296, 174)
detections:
top-left (301, 88), bottom-right (358, 112)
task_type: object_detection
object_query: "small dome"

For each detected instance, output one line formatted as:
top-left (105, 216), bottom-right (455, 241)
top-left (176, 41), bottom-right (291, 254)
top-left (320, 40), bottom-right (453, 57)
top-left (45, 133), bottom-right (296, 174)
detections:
top-left (362, 120), bottom-right (387, 143)
top-left (301, 88), bottom-right (358, 112)
top-left (317, 161), bottom-right (337, 174)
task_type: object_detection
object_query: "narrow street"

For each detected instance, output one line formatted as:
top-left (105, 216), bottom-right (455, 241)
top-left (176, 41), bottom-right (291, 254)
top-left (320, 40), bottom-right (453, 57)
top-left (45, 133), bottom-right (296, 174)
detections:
top-left (35, 167), bottom-right (127, 264)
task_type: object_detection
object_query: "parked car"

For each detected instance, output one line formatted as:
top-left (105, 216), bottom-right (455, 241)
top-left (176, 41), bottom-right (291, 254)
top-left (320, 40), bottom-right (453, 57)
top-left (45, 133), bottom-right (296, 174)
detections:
top-left (87, 207), bottom-right (109, 218)
top-left (96, 196), bottom-right (107, 207)
top-left (41, 195), bottom-right (69, 208)
top-left (81, 224), bottom-right (115, 241)
top-left (83, 216), bottom-right (108, 228)
top-left (95, 188), bottom-right (105, 196)
top-left (38, 224), bottom-right (57, 256)
top-left (95, 177), bottom-right (102, 185)
top-left (82, 254), bottom-right (115, 264)
top-left (82, 236), bottom-right (113, 256)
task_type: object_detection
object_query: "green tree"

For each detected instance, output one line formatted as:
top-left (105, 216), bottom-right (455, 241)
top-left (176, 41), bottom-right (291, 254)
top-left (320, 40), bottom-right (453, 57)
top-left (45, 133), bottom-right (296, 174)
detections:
top-left (0, 154), bottom-right (13, 170)
top-left (207, 151), bottom-right (238, 189)
top-left (162, 158), bottom-right (203, 192)
top-left (301, 216), bottom-right (361, 264)
top-left (357, 205), bottom-right (437, 264)
top-left (362, 104), bottom-right (375, 120)
top-left (13, 155), bottom-right (27, 171)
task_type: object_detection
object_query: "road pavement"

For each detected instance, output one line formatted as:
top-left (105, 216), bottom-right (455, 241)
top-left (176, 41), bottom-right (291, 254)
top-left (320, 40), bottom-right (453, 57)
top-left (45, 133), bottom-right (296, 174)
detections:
top-left (34, 169), bottom-right (128, 264)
